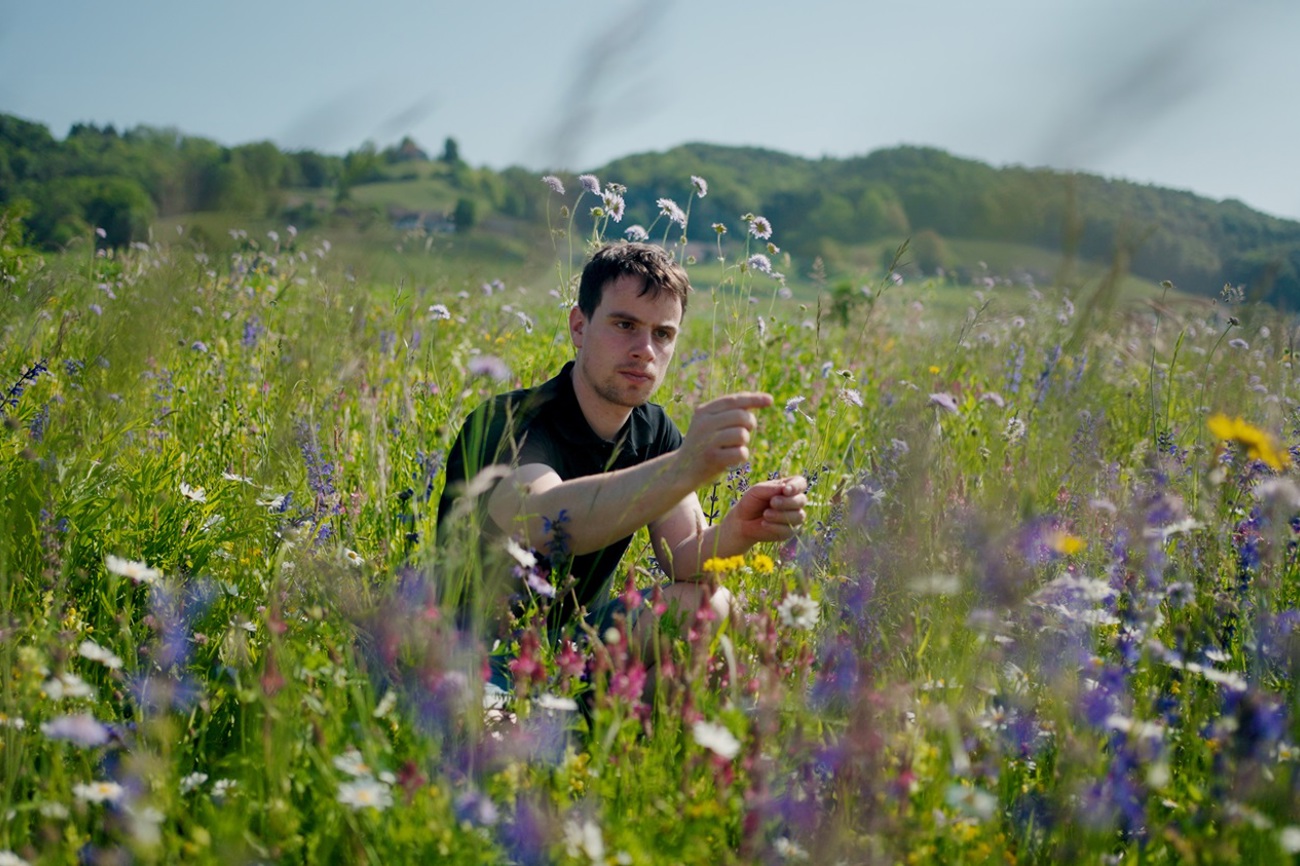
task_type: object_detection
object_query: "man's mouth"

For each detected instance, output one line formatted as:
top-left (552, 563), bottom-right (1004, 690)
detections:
top-left (619, 369), bottom-right (653, 383)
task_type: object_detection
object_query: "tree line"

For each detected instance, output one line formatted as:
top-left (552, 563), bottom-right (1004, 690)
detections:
top-left (4, 111), bottom-right (1298, 305)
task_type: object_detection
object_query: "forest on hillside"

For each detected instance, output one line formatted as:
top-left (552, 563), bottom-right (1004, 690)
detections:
top-left (3, 112), bottom-right (1299, 304)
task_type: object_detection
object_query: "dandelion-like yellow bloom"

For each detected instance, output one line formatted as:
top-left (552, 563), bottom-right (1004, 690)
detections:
top-left (702, 555), bottom-right (746, 574)
top-left (1207, 413), bottom-right (1291, 470)
top-left (928, 365), bottom-right (941, 374)
top-left (1049, 532), bottom-right (1087, 556)
top-left (750, 553), bottom-right (776, 574)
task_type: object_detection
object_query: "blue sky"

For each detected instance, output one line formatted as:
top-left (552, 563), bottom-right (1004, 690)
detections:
top-left (3, 0), bottom-right (1298, 220)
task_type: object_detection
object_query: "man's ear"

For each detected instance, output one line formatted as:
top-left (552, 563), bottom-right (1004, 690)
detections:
top-left (568, 306), bottom-right (586, 349)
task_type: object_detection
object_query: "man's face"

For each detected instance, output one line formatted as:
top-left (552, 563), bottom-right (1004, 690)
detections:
top-left (569, 273), bottom-right (682, 411)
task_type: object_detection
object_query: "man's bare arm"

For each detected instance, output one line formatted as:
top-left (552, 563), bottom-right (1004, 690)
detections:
top-left (485, 392), bottom-right (775, 556)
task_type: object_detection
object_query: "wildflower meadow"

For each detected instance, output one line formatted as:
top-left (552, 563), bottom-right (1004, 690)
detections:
top-left (3, 174), bottom-right (1300, 865)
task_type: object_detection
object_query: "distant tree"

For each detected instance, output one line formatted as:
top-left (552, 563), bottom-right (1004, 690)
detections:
top-left (441, 137), bottom-right (461, 164)
top-left (911, 229), bottom-right (950, 275)
top-left (84, 177), bottom-right (155, 246)
top-left (290, 150), bottom-right (336, 189)
top-left (384, 136), bottom-right (429, 163)
top-left (452, 196), bottom-right (476, 231)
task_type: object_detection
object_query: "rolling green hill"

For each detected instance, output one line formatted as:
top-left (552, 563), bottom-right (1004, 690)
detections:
top-left (3, 112), bottom-right (1298, 306)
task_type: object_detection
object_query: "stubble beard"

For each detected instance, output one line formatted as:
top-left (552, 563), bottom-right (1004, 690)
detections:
top-left (580, 355), bottom-right (655, 409)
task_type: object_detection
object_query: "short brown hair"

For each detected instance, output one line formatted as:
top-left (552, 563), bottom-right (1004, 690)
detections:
top-left (577, 242), bottom-right (691, 319)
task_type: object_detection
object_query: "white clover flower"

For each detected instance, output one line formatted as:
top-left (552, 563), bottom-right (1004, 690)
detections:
top-left (777, 594), bottom-right (820, 630)
top-left (180, 772), bottom-right (209, 794)
top-left (73, 780), bottom-right (125, 804)
top-left (43, 672), bottom-right (95, 701)
top-left (105, 555), bottom-right (162, 585)
top-left (337, 777), bottom-right (393, 811)
top-left (179, 482), bottom-right (207, 502)
top-left (563, 817), bottom-right (606, 863)
top-left (692, 720), bottom-right (741, 760)
top-left (77, 639), bottom-right (123, 670)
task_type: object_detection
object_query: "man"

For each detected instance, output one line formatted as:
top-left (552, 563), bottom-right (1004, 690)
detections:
top-left (436, 242), bottom-right (807, 672)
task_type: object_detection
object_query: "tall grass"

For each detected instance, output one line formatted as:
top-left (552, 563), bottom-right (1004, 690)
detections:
top-left (1, 181), bottom-right (1298, 865)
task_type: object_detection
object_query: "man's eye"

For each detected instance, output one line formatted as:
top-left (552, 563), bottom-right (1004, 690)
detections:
top-left (655, 330), bottom-right (672, 341)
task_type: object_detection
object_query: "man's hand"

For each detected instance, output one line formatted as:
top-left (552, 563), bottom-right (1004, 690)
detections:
top-left (676, 392), bottom-right (774, 485)
top-left (725, 476), bottom-right (809, 544)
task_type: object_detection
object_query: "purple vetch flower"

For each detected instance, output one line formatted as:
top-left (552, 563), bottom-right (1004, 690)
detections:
top-left (578, 174), bottom-right (600, 195)
top-left (624, 225), bottom-right (649, 242)
top-left (541, 175), bottom-right (565, 194)
top-left (929, 392), bottom-right (959, 413)
top-left (40, 713), bottom-right (112, 747)
top-left (467, 355), bottom-right (511, 382)
top-left (748, 216), bottom-right (773, 240)
top-left (691, 175), bottom-right (708, 198)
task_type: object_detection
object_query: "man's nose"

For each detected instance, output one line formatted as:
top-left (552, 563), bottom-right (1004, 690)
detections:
top-left (628, 330), bottom-right (653, 357)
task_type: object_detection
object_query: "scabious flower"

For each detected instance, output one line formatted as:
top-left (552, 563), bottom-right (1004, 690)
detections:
top-left (467, 355), bottom-right (511, 382)
top-left (40, 713), bottom-right (111, 747)
top-left (542, 175), bottom-right (565, 194)
top-left (337, 777), bottom-right (393, 811)
top-left (657, 198), bottom-right (687, 228)
top-left (692, 720), bottom-right (742, 759)
top-left (691, 175), bottom-right (708, 198)
top-left (748, 215), bottom-right (773, 240)
top-left (747, 254), bottom-right (774, 275)
top-left (428, 303), bottom-right (451, 321)
top-left (778, 593), bottom-right (820, 630)
top-left (578, 174), bottom-right (600, 195)
top-left (624, 224), bottom-right (649, 242)
top-left (929, 392), bottom-right (960, 413)
top-left (600, 189), bottom-right (625, 222)
top-left (73, 780), bottom-right (125, 804)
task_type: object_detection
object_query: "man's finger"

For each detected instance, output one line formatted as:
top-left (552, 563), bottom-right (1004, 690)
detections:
top-left (704, 392), bottom-right (774, 412)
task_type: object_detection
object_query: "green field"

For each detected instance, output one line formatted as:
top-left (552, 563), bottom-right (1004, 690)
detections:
top-left (2, 174), bottom-right (1299, 864)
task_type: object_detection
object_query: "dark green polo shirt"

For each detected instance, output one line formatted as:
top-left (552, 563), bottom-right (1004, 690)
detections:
top-left (437, 361), bottom-right (683, 624)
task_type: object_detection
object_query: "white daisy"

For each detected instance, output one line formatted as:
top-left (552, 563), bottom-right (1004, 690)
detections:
top-left (77, 639), bottom-right (123, 670)
top-left (692, 720), bottom-right (741, 760)
top-left (337, 778), bottom-right (393, 811)
top-left (777, 594), bottom-right (820, 630)
top-left (104, 555), bottom-right (162, 585)
top-left (73, 780), bottom-right (125, 804)
top-left (179, 482), bottom-right (207, 502)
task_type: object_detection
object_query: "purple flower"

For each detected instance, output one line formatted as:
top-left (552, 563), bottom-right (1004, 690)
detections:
top-left (929, 392), bottom-right (959, 413)
top-left (468, 355), bottom-right (511, 382)
top-left (541, 175), bottom-right (565, 194)
top-left (657, 198), bottom-right (687, 228)
top-left (578, 174), bottom-right (600, 195)
top-left (624, 225), bottom-right (649, 242)
top-left (41, 713), bottom-right (112, 747)
top-left (191, 341), bottom-right (209, 353)
top-left (1228, 338), bottom-right (1249, 350)
top-left (747, 254), bottom-right (773, 275)
top-left (748, 216), bottom-right (773, 240)
top-left (691, 175), bottom-right (708, 198)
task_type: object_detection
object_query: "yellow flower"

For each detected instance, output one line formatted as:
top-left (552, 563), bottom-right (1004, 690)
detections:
top-left (702, 555), bottom-right (745, 574)
top-left (1050, 532), bottom-right (1087, 556)
top-left (750, 553), bottom-right (776, 574)
top-left (1208, 413), bottom-right (1290, 470)
top-left (928, 365), bottom-right (941, 375)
